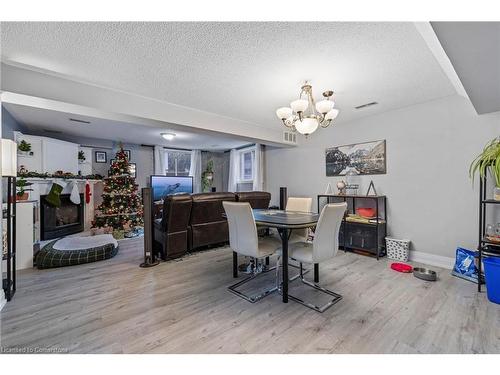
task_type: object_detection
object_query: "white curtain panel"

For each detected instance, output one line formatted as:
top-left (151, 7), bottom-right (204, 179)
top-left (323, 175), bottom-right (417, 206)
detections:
top-left (189, 149), bottom-right (202, 193)
top-left (153, 146), bottom-right (165, 175)
top-left (253, 144), bottom-right (265, 191)
top-left (227, 149), bottom-right (239, 192)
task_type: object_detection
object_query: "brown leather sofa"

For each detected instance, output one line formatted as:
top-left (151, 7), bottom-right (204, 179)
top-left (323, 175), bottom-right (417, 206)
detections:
top-left (188, 192), bottom-right (236, 250)
top-left (153, 194), bottom-right (193, 260)
top-left (236, 191), bottom-right (271, 209)
top-left (153, 191), bottom-right (272, 257)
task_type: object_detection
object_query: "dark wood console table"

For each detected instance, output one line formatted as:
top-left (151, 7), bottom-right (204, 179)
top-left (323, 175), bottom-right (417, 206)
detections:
top-left (317, 194), bottom-right (387, 259)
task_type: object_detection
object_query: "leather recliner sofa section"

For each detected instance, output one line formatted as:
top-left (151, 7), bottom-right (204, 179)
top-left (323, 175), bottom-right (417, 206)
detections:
top-left (153, 191), bottom-right (272, 258)
top-left (153, 194), bottom-right (193, 260)
top-left (188, 192), bottom-right (236, 250)
top-left (235, 191), bottom-right (271, 209)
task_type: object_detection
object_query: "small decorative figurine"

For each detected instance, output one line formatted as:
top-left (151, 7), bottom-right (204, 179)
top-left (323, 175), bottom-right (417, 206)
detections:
top-left (366, 180), bottom-right (378, 196)
top-left (325, 182), bottom-right (334, 194)
top-left (336, 180), bottom-right (347, 195)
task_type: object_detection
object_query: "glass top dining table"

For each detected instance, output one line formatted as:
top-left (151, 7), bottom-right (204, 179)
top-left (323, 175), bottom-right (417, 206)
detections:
top-left (252, 209), bottom-right (320, 303)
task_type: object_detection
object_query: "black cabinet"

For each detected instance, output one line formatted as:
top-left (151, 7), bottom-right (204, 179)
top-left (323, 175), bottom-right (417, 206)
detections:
top-left (318, 194), bottom-right (387, 259)
top-left (339, 222), bottom-right (386, 256)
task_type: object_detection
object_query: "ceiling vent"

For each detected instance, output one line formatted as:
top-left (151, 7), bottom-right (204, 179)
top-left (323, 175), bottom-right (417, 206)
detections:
top-left (43, 129), bottom-right (63, 134)
top-left (354, 101), bottom-right (378, 110)
top-left (69, 118), bottom-right (91, 124)
top-left (283, 131), bottom-right (297, 144)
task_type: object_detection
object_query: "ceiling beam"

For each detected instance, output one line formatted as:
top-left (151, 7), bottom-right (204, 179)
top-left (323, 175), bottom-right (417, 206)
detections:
top-left (414, 22), bottom-right (470, 102)
top-left (1, 62), bottom-right (291, 147)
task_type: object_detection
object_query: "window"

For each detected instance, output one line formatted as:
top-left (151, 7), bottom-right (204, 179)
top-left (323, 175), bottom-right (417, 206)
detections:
top-left (164, 149), bottom-right (191, 176)
top-left (238, 148), bottom-right (255, 183)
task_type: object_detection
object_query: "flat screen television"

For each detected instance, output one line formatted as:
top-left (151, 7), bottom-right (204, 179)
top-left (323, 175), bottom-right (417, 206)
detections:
top-left (150, 175), bottom-right (193, 201)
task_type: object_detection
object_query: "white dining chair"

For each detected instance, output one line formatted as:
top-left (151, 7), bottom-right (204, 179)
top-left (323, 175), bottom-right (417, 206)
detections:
top-left (286, 197), bottom-right (313, 243)
top-left (276, 202), bottom-right (347, 312)
top-left (223, 201), bottom-right (282, 303)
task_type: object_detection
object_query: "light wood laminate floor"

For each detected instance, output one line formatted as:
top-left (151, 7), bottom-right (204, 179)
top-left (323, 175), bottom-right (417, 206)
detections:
top-left (1, 237), bottom-right (499, 354)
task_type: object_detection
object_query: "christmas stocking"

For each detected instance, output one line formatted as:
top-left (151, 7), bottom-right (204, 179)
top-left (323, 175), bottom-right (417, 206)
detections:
top-left (45, 181), bottom-right (66, 207)
top-left (85, 180), bottom-right (92, 204)
top-left (70, 182), bottom-right (81, 205)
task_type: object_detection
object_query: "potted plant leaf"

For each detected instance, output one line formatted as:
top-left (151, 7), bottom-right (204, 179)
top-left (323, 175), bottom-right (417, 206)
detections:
top-left (18, 140), bottom-right (32, 156)
top-left (16, 177), bottom-right (34, 201)
top-left (202, 159), bottom-right (214, 192)
top-left (470, 137), bottom-right (500, 200)
top-left (78, 150), bottom-right (86, 163)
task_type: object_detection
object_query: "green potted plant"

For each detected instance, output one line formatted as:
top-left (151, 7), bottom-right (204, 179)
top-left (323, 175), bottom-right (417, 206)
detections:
top-left (470, 137), bottom-right (500, 201)
top-left (16, 177), bottom-right (34, 201)
top-left (78, 150), bottom-right (86, 163)
top-left (202, 159), bottom-right (214, 192)
top-left (18, 140), bottom-right (32, 156)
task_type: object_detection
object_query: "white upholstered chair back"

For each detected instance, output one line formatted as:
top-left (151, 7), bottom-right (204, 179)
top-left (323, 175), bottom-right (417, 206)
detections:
top-left (286, 197), bottom-right (313, 213)
top-left (313, 203), bottom-right (347, 263)
top-left (223, 201), bottom-right (259, 258)
top-left (286, 197), bottom-right (313, 241)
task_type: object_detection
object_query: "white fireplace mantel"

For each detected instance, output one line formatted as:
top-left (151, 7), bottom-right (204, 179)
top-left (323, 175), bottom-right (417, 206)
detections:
top-left (25, 178), bottom-right (103, 238)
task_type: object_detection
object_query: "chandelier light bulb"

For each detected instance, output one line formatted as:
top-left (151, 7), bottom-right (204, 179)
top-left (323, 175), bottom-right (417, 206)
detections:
top-left (295, 117), bottom-right (319, 135)
top-left (325, 108), bottom-right (340, 121)
top-left (276, 107), bottom-right (293, 120)
top-left (290, 99), bottom-right (309, 113)
top-left (315, 99), bottom-right (335, 114)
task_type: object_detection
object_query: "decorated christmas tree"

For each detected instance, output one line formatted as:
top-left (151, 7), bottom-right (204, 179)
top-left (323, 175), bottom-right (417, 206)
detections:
top-left (93, 145), bottom-right (143, 235)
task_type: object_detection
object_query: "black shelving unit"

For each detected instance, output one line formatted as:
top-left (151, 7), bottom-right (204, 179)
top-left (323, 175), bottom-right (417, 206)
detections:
top-left (477, 177), bottom-right (500, 292)
top-left (2, 176), bottom-right (17, 301)
top-left (317, 194), bottom-right (387, 259)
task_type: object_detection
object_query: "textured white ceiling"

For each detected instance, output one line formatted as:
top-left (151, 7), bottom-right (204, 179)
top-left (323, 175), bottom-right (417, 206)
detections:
top-left (1, 22), bottom-right (456, 129)
top-left (2, 103), bottom-right (249, 151)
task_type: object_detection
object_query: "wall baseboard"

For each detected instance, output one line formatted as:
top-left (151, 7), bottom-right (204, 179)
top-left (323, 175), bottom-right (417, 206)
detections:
top-left (409, 250), bottom-right (455, 270)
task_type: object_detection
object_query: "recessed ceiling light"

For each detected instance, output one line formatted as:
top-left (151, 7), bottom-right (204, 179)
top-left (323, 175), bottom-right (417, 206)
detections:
top-left (161, 132), bottom-right (176, 140)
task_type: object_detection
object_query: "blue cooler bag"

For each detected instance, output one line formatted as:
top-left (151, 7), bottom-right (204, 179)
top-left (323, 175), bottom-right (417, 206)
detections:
top-left (451, 247), bottom-right (478, 283)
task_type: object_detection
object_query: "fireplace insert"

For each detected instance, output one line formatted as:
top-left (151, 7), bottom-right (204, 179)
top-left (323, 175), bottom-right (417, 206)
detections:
top-left (40, 194), bottom-right (84, 240)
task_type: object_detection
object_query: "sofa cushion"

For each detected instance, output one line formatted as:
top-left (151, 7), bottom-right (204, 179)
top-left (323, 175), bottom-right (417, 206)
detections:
top-left (190, 221), bottom-right (229, 249)
top-left (161, 194), bottom-right (192, 232)
top-left (190, 192), bottom-right (236, 225)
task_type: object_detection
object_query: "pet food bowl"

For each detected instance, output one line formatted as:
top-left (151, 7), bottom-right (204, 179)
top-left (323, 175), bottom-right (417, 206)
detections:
top-left (413, 267), bottom-right (437, 281)
top-left (356, 207), bottom-right (376, 218)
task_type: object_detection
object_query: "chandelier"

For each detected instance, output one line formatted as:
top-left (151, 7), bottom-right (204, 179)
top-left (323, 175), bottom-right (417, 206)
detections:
top-left (275, 82), bottom-right (339, 136)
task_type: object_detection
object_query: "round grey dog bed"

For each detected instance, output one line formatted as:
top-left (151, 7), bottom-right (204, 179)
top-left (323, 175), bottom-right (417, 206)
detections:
top-left (35, 234), bottom-right (119, 269)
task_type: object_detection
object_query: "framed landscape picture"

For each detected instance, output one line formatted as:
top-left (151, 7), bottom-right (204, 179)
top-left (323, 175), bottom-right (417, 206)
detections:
top-left (325, 139), bottom-right (386, 176)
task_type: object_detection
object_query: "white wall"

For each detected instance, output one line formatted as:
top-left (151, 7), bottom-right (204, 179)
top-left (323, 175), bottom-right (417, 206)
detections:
top-left (266, 95), bottom-right (500, 261)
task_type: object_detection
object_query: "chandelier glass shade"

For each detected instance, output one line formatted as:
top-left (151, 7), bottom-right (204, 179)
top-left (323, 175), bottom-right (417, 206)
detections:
top-left (276, 82), bottom-right (339, 136)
